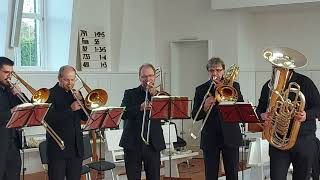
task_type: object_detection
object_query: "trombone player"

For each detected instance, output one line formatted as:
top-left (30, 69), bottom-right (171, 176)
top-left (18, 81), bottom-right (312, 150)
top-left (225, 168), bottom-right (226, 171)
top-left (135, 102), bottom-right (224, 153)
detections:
top-left (45, 65), bottom-right (88, 180)
top-left (119, 63), bottom-right (165, 180)
top-left (0, 57), bottom-right (23, 180)
top-left (191, 57), bottom-right (243, 180)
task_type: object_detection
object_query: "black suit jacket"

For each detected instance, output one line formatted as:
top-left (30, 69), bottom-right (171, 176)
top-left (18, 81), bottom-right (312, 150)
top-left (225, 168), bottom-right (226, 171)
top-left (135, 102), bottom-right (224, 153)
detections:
top-left (0, 86), bottom-right (22, 164)
top-left (119, 86), bottom-right (166, 151)
top-left (191, 80), bottom-right (244, 150)
top-left (45, 83), bottom-right (87, 160)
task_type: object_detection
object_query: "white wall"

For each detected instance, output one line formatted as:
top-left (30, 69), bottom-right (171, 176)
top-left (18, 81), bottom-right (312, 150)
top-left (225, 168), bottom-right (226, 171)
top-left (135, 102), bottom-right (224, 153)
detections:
top-left (211, 0), bottom-right (320, 10)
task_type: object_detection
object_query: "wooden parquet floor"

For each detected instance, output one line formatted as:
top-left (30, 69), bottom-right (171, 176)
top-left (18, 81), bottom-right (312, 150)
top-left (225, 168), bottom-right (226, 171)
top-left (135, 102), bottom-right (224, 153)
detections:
top-left (23, 158), bottom-right (249, 180)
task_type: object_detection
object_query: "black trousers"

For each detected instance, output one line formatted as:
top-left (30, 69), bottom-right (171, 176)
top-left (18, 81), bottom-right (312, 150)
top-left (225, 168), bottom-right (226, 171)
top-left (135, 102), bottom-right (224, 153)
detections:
top-left (0, 143), bottom-right (21, 180)
top-left (203, 145), bottom-right (239, 180)
top-left (269, 135), bottom-right (317, 180)
top-left (124, 143), bottom-right (161, 180)
top-left (48, 157), bottom-right (82, 180)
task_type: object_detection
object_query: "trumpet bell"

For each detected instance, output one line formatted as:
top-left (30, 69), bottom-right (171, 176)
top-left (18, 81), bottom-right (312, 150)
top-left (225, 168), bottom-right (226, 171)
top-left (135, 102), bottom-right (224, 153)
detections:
top-left (85, 89), bottom-right (108, 110)
top-left (32, 88), bottom-right (50, 103)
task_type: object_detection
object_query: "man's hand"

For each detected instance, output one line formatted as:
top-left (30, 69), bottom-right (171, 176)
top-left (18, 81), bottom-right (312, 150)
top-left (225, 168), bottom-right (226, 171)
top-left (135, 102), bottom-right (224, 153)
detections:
top-left (203, 96), bottom-right (215, 112)
top-left (71, 101), bottom-right (82, 111)
top-left (72, 90), bottom-right (83, 100)
top-left (295, 111), bottom-right (306, 122)
top-left (261, 112), bottom-right (271, 127)
top-left (10, 84), bottom-right (21, 96)
top-left (140, 101), bottom-right (152, 111)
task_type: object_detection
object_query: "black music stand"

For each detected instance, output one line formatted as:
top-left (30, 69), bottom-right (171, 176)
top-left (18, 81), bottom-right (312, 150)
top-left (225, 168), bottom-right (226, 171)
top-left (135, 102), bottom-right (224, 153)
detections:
top-left (83, 106), bottom-right (124, 172)
top-left (6, 103), bottom-right (51, 180)
top-left (218, 102), bottom-right (260, 180)
top-left (150, 96), bottom-right (190, 178)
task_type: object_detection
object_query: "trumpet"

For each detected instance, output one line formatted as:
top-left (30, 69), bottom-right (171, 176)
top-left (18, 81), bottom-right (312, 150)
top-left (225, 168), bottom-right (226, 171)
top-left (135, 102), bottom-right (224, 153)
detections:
top-left (7, 72), bottom-right (65, 150)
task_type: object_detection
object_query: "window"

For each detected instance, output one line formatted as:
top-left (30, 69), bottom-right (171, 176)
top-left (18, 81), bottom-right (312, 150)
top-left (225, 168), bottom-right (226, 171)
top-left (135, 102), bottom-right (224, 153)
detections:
top-left (15, 0), bottom-right (44, 68)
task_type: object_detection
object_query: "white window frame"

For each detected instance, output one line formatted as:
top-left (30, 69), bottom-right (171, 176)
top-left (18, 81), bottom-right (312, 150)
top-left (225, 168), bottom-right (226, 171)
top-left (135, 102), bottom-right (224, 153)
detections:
top-left (14, 0), bottom-right (46, 71)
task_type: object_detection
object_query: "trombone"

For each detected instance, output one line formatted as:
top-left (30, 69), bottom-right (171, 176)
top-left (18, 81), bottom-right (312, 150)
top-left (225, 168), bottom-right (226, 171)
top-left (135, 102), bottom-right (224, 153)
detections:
top-left (190, 77), bottom-right (216, 139)
top-left (7, 72), bottom-right (65, 150)
top-left (71, 73), bottom-right (108, 128)
top-left (141, 67), bottom-right (170, 144)
top-left (71, 73), bottom-right (108, 161)
top-left (189, 64), bottom-right (240, 139)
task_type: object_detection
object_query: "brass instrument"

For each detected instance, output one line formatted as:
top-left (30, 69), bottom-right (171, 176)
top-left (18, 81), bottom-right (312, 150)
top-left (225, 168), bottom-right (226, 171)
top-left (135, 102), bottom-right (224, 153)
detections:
top-left (75, 73), bottom-right (108, 110)
top-left (141, 67), bottom-right (169, 144)
top-left (8, 72), bottom-right (65, 150)
top-left (72, 73), bottom-right (108, 162)
top-left (190, 64), bottom-right (240, 139)
top-left (263, 47), bottom-right (307, 150)
top-left (154, 67), bottom-right (170, 96)
top-left (71, 73), bottom-right (108, 129)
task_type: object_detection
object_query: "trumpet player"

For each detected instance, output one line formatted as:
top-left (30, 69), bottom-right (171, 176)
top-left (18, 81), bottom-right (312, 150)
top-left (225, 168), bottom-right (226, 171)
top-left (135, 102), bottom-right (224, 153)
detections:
top-left (119, 63), bottom-right (165, 180)
top-left (191, 57), bottom-right (243, 180)
top-left (0, 57), bottom-right (23, 180)
top-left (45, 65), bottom-right (88, 180)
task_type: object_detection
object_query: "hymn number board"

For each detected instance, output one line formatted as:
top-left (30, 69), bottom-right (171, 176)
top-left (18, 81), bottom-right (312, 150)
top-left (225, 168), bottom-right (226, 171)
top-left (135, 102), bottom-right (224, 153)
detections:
top-left (79, 28), bottom-right (111, 71)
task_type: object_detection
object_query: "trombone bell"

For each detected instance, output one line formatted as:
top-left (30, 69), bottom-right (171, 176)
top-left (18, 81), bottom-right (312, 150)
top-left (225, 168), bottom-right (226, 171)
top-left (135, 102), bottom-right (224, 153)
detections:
top-left (85, 89), bottom-right (108, 110)
top-left (32, 88), bottom-right (50, 103)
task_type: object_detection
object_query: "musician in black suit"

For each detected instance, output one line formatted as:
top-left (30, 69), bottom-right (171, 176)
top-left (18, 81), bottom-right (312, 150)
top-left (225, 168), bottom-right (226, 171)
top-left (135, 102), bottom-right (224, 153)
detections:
top-left (192, 57), bottom-right (243, 180)
top-left (0, 57), bottom-right (22, 180)
top-left (45, 65), bottom-right (87, 180)
top-left (120, 63), bottom-right (166, 180)
top-left (256, 70), bottom-right (320, 180)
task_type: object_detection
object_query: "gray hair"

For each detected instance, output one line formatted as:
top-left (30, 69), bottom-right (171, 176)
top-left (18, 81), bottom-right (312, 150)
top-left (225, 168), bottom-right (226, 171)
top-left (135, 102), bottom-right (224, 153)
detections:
top-left (58, 65), bottom-right (76, 78)
top-left (206, 57), bottom-right (225, 71)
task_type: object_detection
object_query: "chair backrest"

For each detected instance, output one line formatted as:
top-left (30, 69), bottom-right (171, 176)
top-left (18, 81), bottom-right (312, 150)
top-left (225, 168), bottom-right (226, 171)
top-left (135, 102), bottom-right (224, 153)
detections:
top-left (105, 129), bottom-right (124, 162)
top-left (38, 140), bottom-right (48, 164)
top-left (82, 133), bottom-right (93, 160)
top-left (105, 129), bottom-right (123, 151)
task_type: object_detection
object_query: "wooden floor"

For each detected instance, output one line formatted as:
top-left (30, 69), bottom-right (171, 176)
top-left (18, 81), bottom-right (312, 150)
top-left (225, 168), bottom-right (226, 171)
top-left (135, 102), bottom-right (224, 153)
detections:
top-left (22, 158), bottom-right (248, 180)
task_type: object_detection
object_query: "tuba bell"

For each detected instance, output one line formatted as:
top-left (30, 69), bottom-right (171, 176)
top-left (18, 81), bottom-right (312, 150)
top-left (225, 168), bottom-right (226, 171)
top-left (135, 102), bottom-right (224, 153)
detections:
top-left (263, 47), bottom-right (307, 150)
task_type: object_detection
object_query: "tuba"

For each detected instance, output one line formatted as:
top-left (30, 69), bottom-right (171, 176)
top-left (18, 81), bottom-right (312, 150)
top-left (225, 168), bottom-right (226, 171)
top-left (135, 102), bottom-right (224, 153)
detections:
top-left (190, 64), bottom-right (240, 139)
top-left (263, 47), bottom-right (307, 150)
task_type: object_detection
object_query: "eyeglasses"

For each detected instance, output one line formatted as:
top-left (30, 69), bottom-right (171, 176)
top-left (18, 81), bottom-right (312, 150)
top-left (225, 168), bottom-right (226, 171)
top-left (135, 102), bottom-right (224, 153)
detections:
top-left (0, 69), bottom-right (13, 74)
top-left (208, 68), bottom-right (224, 73)
top-left (140, 74), bottom-right (155, 79)
top-left (61, 78), bottom-right (76, 83)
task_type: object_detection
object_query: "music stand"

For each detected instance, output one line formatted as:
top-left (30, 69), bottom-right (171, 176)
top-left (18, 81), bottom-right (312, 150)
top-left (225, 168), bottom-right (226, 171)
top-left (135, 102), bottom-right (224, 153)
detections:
top-left (83, 106), bottom-right (125, 131)
top-left (218, 102), bottom-right (260, 180)
top-left (82, 106), bottom-right (124, 173)
top-left (150, 96), bottom-right (190, 178)
top-left (6, 102), bottom-right (51, 180)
